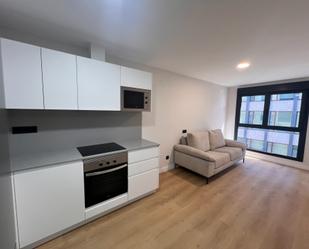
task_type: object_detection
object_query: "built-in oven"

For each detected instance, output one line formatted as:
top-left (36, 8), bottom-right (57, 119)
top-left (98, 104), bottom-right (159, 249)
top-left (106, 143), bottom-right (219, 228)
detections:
top-left (121, 86), bottom-right (151, 111)
top-left (83, 151), bottom-right (128, 208)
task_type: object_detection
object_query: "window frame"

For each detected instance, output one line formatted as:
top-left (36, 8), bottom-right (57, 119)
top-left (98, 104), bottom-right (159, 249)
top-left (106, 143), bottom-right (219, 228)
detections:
top-left (234, 81), bottom-right (309, 162)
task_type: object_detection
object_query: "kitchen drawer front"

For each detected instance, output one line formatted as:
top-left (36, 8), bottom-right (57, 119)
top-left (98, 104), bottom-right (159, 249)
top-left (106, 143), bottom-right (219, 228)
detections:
top-left (128, 168), bottom-right (159, 201)
top-left (128, 147), bottom-right (159, 164)
top-left (129, 157), bottom-right (159, 177)
top-left (85, 193), bottom-right (128, 219)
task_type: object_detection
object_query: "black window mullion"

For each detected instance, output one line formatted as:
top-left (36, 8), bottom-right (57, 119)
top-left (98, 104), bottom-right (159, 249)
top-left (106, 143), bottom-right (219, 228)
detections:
top-left (296, 90), bottom-right (309, 161)
top-left (262, 94), bottom-right (271, 127)
top-left (239, 124), bottom-right (301, 132)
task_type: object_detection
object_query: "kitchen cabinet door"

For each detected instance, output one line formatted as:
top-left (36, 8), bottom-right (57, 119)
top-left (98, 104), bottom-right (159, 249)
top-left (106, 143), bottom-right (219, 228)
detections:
top-left (121, 66), bottom-right (152, 90)
top-left (128, 168), bottom-right (159, 201)
top-left (13, 161), bottom-right (85, 248)
top-left (42, 48), bottom-right (78, 110)
top-left (77, 56), bottom-right (121, 110)
top-left (0, 38), bottom-right (44, 109)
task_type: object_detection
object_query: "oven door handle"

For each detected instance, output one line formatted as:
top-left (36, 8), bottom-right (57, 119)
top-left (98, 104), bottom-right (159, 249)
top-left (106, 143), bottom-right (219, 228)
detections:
top-left (85, 164), bottom-right (127, 177)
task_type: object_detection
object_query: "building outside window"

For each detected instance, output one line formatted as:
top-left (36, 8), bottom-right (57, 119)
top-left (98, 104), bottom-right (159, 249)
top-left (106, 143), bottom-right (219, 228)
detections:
top-left (268, 93), bottom-right (302, 127)
top-left (239, 95), bottom-right (265, 125)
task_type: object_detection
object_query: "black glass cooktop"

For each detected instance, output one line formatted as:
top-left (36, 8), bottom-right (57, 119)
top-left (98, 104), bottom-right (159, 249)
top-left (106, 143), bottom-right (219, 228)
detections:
top-left (77, 142), bottom-right (126, 157)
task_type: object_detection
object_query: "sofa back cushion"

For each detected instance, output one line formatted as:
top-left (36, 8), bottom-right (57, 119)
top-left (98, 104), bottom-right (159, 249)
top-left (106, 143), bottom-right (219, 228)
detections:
top-left (209, 129), bottom-right (226, 150)
top-left (187, 131), bottom-right (210, 151)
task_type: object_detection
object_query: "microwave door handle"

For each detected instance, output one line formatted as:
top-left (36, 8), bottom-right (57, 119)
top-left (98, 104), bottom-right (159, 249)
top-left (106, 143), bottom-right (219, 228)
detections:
top-left (85, 164), bottom-right (127, 177)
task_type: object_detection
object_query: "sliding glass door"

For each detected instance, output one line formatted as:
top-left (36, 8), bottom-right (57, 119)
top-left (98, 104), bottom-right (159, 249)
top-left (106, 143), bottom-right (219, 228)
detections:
top-left (234, 82), bottom-right (309, 161)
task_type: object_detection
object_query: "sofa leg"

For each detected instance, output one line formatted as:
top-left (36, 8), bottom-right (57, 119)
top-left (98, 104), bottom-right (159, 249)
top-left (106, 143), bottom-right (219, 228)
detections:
top-left (206, 177), bottom-right (209, 184)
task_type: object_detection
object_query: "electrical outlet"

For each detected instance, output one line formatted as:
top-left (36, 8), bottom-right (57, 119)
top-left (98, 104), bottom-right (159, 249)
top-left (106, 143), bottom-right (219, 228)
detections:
top-left (12, 126), bottom-right (38, 134)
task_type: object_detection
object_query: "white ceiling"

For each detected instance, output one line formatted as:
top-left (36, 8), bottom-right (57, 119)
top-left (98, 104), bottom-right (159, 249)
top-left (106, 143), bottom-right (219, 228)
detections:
top-left (0, 0), bottom-right (309, 86)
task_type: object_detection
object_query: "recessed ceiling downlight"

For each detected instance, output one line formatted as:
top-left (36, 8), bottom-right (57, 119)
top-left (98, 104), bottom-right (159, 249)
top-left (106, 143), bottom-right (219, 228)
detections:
top-left (237, 62), bottom-right (250, 70)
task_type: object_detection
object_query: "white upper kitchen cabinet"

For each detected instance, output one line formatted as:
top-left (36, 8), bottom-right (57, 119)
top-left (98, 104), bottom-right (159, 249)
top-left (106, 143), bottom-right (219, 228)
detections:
top-left (0, 38), bottom-right (44, 109)
top-left (41, 48), bottom-right (78, 110)
top-left (77, 56), bottom-right (121, 111)
top-left (13, 161), bottom-right (85, 248)
top-left (121, 66), bottom-right (152, 90)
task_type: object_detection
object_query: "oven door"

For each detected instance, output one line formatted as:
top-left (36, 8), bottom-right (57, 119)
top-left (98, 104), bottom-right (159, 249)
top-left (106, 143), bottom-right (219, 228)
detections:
top-left (84, 164), bottom-right (128, 208)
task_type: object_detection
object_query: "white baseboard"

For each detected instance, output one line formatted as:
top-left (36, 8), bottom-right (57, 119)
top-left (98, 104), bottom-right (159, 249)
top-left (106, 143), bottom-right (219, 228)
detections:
top-left (247, 151), bottom-right (309, 171)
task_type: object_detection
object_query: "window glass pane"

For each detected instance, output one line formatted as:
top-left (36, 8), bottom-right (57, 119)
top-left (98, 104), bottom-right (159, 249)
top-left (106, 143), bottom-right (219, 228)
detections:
top-left (268, 93), bottom-right (302, 127)
top-left (269, 112), bottom-right (276, 125)
top-left (237, 127), bottom-right (299, 158)
top-left (279, 93), bottom-right (294, 100)
top-left (296, 112), bottom-right (300, 126)
top-left (292, 146), bottom-right (298, 158)
top-left (239, 95), bottom-right (265, 125)
top-left (253, 111), bottom-right (263, 124)
top-left (272, 143), bottom-right (288, 156)
top-left (240, 111), bottom-right (246, 123)
top-left (249, 139), bottom-right (264, 151)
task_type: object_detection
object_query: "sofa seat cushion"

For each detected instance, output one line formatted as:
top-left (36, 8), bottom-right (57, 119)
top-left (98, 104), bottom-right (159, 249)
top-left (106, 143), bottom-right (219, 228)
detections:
top-left (187, 131), bottom-right (210, 151)
top-left (209, 129), bottom-right (226, 150)
top-left (215, 146), bottom-right (243, 161)
top-left (203, 151), bottom-right (230, 168)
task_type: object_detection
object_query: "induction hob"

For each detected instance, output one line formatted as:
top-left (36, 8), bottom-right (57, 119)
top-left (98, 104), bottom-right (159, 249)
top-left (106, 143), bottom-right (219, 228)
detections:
top-left (77, 142), bottom-right (126, 157)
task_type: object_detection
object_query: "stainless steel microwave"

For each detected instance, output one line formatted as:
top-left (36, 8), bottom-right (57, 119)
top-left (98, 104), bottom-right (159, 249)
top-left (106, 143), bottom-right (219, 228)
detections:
top-left (121, 86), bottom-right (151, 112)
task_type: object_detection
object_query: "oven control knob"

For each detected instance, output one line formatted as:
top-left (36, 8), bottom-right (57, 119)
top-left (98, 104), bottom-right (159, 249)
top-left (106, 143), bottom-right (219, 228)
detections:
top-left (106, 161), bottom-right (110, 165)
top-left (99, 163), bottom-right (103, 166)
top-left (113, 160), bottom-right (117, 163)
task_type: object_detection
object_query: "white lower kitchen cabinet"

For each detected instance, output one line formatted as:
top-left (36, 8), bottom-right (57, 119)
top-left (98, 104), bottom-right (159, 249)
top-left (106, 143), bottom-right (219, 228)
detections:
top-left (13, 161), bottom-right (85, 248)
top-left (128, 147), bottom-right (160, 201)
top-left (128, 168), bottom-right (159, 201)
top-left (128, 157), bottom-right (159, 177)
top-left (128, 147), bottom-right (159, 164)
top-left (12, 145), bottom-right (160, 248)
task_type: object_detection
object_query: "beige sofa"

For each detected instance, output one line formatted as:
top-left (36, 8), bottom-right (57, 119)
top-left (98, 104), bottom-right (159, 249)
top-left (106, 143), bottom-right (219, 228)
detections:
top-left (174, 129), bottom-right (246, 183)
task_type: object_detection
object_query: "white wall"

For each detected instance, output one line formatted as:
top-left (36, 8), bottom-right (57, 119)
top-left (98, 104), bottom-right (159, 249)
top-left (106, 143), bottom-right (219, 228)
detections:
top-left (225, 87), bottom-right (238, 139)
top-left (107, 55), bottom-right (227, 172)
top-left (0, 26), bottom-right (89, 57)
top-left (225, 86), bottom-right (309, 171)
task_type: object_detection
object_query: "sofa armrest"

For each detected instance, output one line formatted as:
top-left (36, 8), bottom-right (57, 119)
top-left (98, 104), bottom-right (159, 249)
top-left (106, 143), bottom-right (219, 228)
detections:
top-left (174, 144), bottom-right (216, 162)
top-left (225, 139), bottom-right (246, 151)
